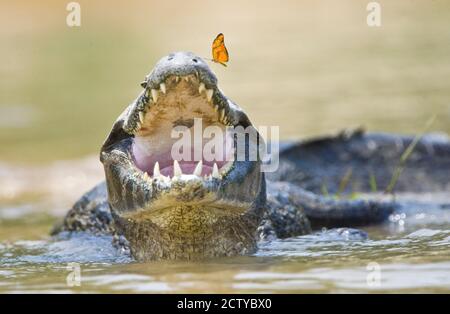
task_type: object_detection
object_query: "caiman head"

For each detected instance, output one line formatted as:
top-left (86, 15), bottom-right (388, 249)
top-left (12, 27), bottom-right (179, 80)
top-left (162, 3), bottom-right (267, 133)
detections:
top-left (100, 52), bottom-right (266, 261)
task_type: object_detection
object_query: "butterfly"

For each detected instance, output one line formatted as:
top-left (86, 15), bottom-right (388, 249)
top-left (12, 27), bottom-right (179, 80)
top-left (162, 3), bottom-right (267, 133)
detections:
top-left (211, 33), bottom-right (229, 67)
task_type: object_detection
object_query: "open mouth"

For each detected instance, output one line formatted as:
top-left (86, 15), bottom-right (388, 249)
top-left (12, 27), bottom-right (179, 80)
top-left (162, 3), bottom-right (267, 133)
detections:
top-left (125, 73), bottom-right (237, 182)
top-left (100, 52), bottom-right (264, 227)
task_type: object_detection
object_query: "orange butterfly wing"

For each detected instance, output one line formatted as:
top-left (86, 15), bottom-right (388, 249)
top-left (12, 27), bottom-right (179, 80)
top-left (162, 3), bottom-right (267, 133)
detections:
top-left (212, 33), bottom-right (229, 66)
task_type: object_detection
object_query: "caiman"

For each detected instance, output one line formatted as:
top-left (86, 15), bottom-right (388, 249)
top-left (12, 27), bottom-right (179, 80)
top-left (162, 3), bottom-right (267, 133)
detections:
top-left (52, 52), bottom-right (450, 261)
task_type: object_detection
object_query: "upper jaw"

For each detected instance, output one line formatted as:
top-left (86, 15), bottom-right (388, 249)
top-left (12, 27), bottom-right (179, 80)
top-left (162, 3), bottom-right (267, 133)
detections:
top-left (122, 53), bottom-right (252, 135)
top-left (101, 52), bottom-right (254, 154)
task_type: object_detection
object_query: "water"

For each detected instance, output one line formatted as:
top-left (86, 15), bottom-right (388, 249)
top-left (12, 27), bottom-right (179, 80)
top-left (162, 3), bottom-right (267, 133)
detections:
top-left (0, 158), bottom-right (449, 293)
top-left (1, 225), bottom-right (449, 293)
top-left (1, 1), bottom-right (450, 293)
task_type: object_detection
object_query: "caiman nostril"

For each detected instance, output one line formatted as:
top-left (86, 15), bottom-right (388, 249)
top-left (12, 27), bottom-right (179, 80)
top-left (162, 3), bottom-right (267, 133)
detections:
top-left (192, 58), bottom-right (198, 63)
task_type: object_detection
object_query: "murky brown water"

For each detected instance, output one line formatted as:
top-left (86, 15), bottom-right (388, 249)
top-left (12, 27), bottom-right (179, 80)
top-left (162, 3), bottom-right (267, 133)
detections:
top-left (0, 1), bottom-right (449, 293)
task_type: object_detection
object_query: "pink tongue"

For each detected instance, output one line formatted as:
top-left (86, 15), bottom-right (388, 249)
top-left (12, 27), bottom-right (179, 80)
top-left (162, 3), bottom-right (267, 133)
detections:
top-left (160, 163), bottom-right (213, 177)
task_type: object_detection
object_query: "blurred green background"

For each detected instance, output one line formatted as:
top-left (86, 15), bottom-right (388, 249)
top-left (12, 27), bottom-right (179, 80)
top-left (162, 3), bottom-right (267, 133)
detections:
top-left (1, 0), bottom-right (449, 163)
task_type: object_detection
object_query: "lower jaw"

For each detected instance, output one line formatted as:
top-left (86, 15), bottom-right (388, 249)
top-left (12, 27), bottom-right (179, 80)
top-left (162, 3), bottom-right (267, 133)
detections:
top-left (112, 205), bottom-right (259, 261)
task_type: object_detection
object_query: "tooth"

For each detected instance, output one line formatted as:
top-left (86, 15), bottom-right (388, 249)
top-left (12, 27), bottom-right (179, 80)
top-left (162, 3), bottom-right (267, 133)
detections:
top-left (198, 82), bottom-right (206, 94)
top-left (136, 121), bottom-right (141, 130)
top-left (214, 105), bottom-right (219, 112)
top-left (143, 172), bottom-right (149, 180)
top-left (173, 160), bottom-right (182, 177)
top-left (160, 83), bottom-right (166, 94)
top-left (151, 89), bottom-right (159, 102)
top-left (206, 89), bottom-right (213, 102)
top-left (212, 163), bottom-right (220, 178)
top-left (223, 117), bottom-right (228, 125)
top-left (139, 111), bottom-right (145, 124)
top-left (175, 76), bottom-right (180, 83)
top-left (153, 162), bottom-right (160, 177)
top-left (193, 160), bottom-right (203, 176)
top-left (184, 76), bottom-right (189, 82)
top-left (220, 109), bottom-right (225, 121)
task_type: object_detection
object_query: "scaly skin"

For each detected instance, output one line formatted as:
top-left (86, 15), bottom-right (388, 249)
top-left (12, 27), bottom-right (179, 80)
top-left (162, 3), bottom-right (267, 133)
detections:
top-left (53, 52), bottom-right (450, 261)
